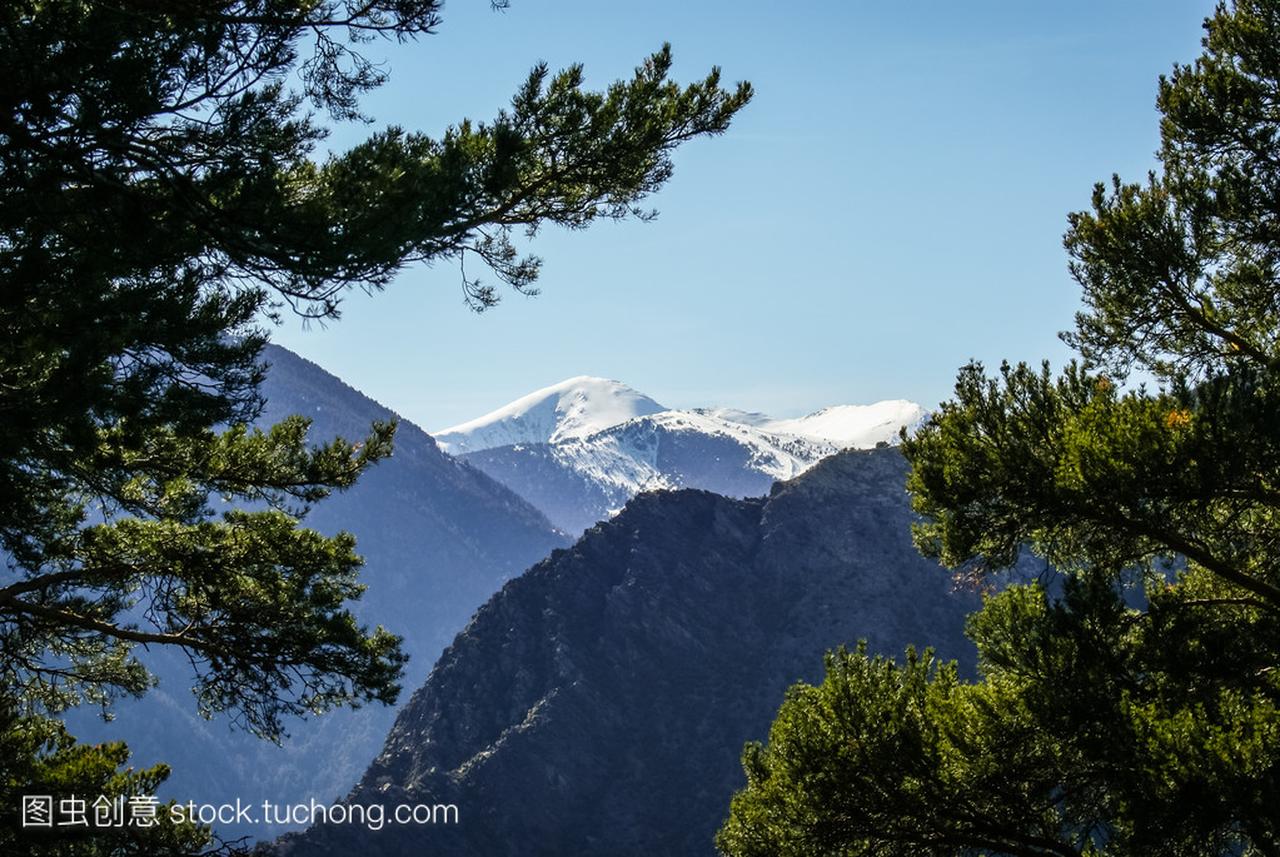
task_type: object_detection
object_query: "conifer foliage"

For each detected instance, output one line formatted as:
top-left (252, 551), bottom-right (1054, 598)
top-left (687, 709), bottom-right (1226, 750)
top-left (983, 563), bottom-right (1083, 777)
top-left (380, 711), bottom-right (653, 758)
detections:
top-left (719, 3), bottom-right (1280, 855)
top-left (0, 2), bottom-right (750, 852)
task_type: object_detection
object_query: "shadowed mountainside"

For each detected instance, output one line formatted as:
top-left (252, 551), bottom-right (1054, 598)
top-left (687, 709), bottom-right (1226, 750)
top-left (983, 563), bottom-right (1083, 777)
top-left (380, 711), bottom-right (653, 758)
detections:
top-left (67, 345), bottom-right (570, 838)
top-left (275, 447), bottom-right (999, 856)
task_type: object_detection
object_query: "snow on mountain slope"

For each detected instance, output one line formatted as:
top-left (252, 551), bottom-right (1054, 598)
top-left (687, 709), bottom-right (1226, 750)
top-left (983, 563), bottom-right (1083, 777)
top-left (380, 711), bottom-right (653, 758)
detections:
top-left (612, 409), bottom-right (837, 483)
top-left (434, 376), bottom-right (666, 455)
top-left (748, 399), bottom-right (926, 448)
top-left (449, 378), bottom-right (924, 534)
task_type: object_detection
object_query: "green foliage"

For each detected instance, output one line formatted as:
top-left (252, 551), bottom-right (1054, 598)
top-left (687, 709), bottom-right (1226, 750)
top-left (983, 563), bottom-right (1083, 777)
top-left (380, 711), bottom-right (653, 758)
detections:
top-left (721, 2), bottom-right (1280, 855)
top-left (719, 579), bottom-right (1280, 856)
top-left (0, 2), bottom-right (750, 851)
top-left (0, 702), bottom-right (218, 856)
top-left (1, 411), bottom-right (403, 736)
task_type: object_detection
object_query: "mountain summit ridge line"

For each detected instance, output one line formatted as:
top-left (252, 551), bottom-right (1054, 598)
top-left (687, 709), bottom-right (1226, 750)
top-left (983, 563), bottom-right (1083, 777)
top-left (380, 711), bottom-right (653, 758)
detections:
top-left (435, 375), bottom-right (925, 534)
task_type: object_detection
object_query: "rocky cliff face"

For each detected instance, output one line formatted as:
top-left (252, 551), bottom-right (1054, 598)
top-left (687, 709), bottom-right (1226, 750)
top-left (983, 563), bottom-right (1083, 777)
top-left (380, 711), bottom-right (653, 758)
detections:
top-left (274, 447), bottom-right (987, 856)
top-left (67, 345), bottom-right (569, 838)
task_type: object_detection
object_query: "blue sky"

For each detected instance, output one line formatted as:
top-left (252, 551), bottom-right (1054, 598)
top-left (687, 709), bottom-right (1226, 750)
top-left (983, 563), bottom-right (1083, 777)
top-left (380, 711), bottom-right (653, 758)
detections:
top-left (269, 0), bottom-right (1215, 430)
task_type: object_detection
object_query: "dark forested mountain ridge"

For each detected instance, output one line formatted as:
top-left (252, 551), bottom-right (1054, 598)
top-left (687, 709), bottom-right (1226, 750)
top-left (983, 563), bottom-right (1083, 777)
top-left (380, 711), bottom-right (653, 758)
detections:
top-left (274, 447), bottom-right (989, 856)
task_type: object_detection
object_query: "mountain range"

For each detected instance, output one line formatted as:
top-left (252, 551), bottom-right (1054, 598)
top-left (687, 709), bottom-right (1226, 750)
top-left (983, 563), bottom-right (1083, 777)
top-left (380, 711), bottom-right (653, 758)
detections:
top-left (436, 376), bottom-right (923, 534)
top-left (273, 447), bottom-right (997, 856)
top-left (66, 351), bottom-right (933, 846)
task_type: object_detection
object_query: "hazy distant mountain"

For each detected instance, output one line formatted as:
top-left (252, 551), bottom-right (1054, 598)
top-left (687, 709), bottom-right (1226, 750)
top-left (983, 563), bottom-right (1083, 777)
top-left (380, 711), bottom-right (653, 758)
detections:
top-left (440, 376), bottom-right (923, 533)
top-left (67, 345), bottom-right (569, 838)
top-left (273, 447), bottom-right (996, 857)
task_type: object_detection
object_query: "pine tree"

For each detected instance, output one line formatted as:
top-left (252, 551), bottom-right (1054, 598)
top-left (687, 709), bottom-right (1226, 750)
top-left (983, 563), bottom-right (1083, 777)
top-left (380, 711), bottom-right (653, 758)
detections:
top-left (0, 2), bottom-right (751, 852)
top-left (719, 2), bottom-right (1279, 854)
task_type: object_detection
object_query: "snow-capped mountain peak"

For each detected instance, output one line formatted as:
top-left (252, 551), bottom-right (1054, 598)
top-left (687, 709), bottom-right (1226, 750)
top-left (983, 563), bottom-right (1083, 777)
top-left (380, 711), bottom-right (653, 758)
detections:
top-left (434, 376), bottom-right (666, 455)
top-left (441, 378), bottom-right (925, 534)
